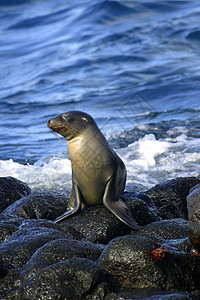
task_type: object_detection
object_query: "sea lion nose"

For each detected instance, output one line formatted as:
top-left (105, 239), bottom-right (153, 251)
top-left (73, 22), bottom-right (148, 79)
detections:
top-left (47, 119), bottom-right (52, 128)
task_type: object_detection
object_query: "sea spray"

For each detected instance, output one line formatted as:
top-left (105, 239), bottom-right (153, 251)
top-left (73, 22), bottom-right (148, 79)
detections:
top-left (1, 133), bottom-right (199, 192)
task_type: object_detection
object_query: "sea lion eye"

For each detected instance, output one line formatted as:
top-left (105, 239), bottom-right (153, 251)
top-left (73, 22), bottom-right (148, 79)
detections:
top-left (62, 115), bottom-right (74, 123)
top-left (82, 117), bottom-right (88, 123)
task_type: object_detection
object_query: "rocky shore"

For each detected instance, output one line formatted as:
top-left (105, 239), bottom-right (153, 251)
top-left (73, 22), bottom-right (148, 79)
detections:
top-left (0, 176), bottom-right (200, 299)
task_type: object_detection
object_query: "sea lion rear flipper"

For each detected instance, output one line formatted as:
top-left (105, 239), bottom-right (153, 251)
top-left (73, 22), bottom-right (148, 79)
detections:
top-left (103, 177), bottom-right (140, 229)
top-left (54, 183), bottom-right (82, 223)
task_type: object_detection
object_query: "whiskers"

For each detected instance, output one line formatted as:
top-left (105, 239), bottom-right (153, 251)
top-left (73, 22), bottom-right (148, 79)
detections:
top-left (49, 128), bottom-right (64, 143)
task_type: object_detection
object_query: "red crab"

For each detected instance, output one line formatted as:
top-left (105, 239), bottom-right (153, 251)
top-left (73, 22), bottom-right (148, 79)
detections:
top-left (145, 243), bottom-right (166, 264)
top-left (191, 248), bottom-right (200, 257)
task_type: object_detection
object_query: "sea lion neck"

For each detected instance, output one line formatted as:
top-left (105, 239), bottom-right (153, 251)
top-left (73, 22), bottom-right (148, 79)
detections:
top-left (67, 136), bottom-right (81, 145)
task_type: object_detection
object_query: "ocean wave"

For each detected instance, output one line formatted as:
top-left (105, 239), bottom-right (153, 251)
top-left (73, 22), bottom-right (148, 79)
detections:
top-left (0, 133), bottom-right (199, 192)
top-left (1, 0), bottom-right (200, 184)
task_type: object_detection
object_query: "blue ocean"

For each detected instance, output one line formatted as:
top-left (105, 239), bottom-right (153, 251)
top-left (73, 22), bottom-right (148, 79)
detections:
top-left (0, 0), bottom-right (200, 193)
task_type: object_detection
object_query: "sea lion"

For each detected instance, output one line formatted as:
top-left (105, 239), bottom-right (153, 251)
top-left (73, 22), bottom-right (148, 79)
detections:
top-left (47, 111), bottom-right (140, 229)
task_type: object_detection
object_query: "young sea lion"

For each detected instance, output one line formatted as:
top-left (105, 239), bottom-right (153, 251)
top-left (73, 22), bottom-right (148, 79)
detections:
top-left (47, 111), bottom-right (140, 229)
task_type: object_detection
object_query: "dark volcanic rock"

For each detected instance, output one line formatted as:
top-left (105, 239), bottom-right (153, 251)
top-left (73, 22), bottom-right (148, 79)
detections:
top-left (142, 177), bottom-right (200, 219)
top-left (104, 289), bottom-right (192, 300)
top-left (57, 205), bottom-right (133, 244)
top-left (21, 238), bottom-right (104, 281)
top-left (19, 218), bottom-right (84, 240)
top-left (0, 215), bottom-right (22, 243)
top-left (0, 177), bottom-right (31, 212)
top-left (122, 192), bottom-right (160, 225)
top-left (2, 191), bottom-right (69, 221)
top-left (98, 234), bottom-right (200, 292)
top-left (0, 226), bottom-right (69, 270)
top-left (88, 282), bottom-right (110, 299)
top-left (134, 218), bottom-right (188, 240)
top-left (186, 184), bottom-right (200, 253)
top-left (55, 194), bottom-right (160, 245)
top-left (106, 289), bottom-right (192, 300)
top-left (1, 176), bottom-right (200, 299)
top-left (17, 258), bottom-right (104, 300)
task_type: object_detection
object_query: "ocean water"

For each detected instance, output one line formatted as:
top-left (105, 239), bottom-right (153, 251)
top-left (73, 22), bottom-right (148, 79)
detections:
top-left (0, 0), bottom-right (200, 193)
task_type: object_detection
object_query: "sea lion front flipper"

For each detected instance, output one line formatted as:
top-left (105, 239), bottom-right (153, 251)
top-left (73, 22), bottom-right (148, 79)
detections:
top-left (54, 183), bottom-right (82, 223)
top-left (103, 177), bottom-right (140, 229)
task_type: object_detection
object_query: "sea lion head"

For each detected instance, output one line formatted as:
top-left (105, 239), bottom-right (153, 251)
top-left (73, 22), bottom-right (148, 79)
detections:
top-left (47, 111), bottom-right (96, 141)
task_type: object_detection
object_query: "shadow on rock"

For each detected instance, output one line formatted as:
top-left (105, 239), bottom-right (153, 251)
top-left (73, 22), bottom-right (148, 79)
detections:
top-left (0, 177), bottom-right (31, 213)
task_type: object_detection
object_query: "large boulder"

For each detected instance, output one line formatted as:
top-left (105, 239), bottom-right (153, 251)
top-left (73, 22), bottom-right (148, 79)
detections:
top-left (0, 177), bottom-right (31, 212)
top-left (0, 215), bottom-right (22, 243)
top-left (98, 234), bottom-right (200, 292)
top-left (2, 191), bottom-right (69, 221)
top-left (1, 176), bottom-right (200, 299)
top-left (56, 194), bottom-right (160, 245)
top-left (0, 225), bottom-right (69, 270)
top-left (121, 192), bottom-right (161, 225)
top-left (142, 177), bottom-right (200, 219)
top-left (14, 258), bottom-right (105, 300)
top-left (133, 218), bottom-right (189, 240)
top-left (21, 238), bottom-right (104, 281)
top-left (57, 205), bottom-right (132, 245)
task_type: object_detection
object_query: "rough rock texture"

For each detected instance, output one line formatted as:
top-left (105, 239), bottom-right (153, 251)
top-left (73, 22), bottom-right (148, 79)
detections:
top-left (0, 215), bottom-right (22, 243)
top-left (0, 176), bottom-right (31, 212)
top-left (0, 226), bottom-right (69, 270)
top-left (57, 205), bottom-right (131, 245)
top-left (3, 191), bottom-right (69, 221)
top-left (186, 184), bottom-right (200, 253)
top-left (1, 176), bottom-right (200, 300)
top-left (103, 289), bottom-right (193, 299)
top-left (121, 192), bottom-right (160, 225)
top-left (11, 258), bottom-right (105, 300)
top-left (142, 177), bottom-right (200, 219)
top-left (20, 238), bottom-right (104, 281)
top-left (98, 234), bottom-right (200, 292)
top-left (57, 195), bottom-right (160, 245)
top-left (134, 218), bottom-right (189, 240)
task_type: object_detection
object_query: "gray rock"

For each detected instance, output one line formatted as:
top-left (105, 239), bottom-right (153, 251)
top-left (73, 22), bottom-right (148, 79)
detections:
top-left (3, 191), bottom-right (69, 221)
top-left (133, 218), bottom-right (188, 240)
top-left (186, 184), bottom-right (200, 252)
top-left (98, 234), bottom-right (200, 291)
top-left (19, 218), bottom-right (84, 240)
top-left (103, 289), bottom-right (192, 300)
top-left (1, 177), bottom-right (200, 299)
top-left (53, 192), bottom-right (160, 245)
top-left (17, 258), bottom-right (104, 300)
top-left (143, 177), bottom-right (200, 219)
top-left (21, 238), bottom-right (105, 281)
top-left (0, 226), bottom-right (69, 270)
top-left (121, 193), bottom-right (161, 225)
top-left (0, 177), bottom-right (31, 212)
top-left (88, 282), bottom-right (109, 299)
top-left (0, 268), bottom-right (22, 299)
top-left (56, 205), bottom-right (132, 244)
top-left (0, 215), bottom-right (22, 243)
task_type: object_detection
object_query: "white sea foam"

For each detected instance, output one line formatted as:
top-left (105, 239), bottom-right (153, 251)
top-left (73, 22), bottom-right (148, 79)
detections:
top-left (0, 157), bottom-right (72, 192)
top-left (118, 134), bottom-right (200, 190)
top-left (0, 134), bottom-right (199, 193)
